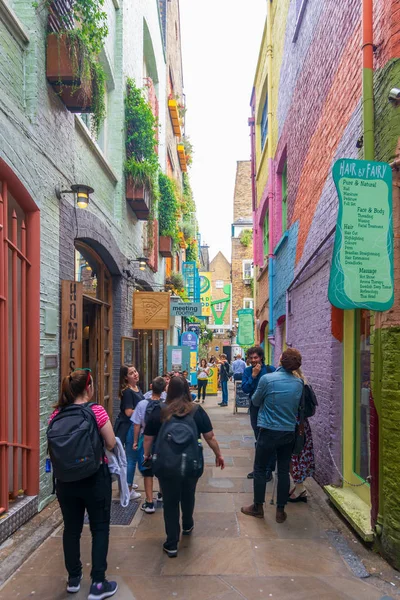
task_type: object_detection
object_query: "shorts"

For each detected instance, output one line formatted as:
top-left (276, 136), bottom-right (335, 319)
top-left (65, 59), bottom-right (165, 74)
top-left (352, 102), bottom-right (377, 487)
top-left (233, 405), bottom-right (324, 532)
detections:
top-left (142, 467), bottom-right (154, 478)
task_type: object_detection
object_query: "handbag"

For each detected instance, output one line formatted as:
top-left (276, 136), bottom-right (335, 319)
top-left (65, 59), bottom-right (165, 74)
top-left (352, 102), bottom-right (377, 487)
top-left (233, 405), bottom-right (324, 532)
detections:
top-left (293, 384), bottom-right (306, 456)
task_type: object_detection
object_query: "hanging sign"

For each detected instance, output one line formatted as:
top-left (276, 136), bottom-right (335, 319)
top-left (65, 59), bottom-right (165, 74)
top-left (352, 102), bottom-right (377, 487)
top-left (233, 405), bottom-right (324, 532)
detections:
top-left (181, 331), bottom-right (198, 351)
top-left (170, 302), bottom-right (202, 317)
top-left (237, 308), bottom-right (254, 347)
top-left (199, 272), bottom-right (212, 316)
top-left (133, 292), bottom-right (170, 330)
top-left (61, 280), bottom-right (82, 380)
top-left (328, 159), bottom-right (394, 310)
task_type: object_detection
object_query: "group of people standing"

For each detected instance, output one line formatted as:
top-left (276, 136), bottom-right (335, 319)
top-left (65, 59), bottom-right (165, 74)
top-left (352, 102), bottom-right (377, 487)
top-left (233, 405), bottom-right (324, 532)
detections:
top-left (47, 344), bottom-right (315, 599)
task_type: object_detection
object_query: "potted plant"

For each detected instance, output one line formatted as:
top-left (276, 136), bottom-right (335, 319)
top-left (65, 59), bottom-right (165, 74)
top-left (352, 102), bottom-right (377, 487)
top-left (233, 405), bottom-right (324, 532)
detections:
top-left (124, 79), bottom-right (159, 218)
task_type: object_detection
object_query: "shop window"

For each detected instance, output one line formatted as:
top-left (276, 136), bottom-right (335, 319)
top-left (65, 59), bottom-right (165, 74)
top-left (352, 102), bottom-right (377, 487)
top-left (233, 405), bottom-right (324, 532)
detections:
top-left (261, 95), bottom-right (268, 150)
top-left (74, 242), bottom-right (112, 414)
top-left (354, 309), bottom-right (371, 481)
top-left (281, 161), bottom-right (288, 233)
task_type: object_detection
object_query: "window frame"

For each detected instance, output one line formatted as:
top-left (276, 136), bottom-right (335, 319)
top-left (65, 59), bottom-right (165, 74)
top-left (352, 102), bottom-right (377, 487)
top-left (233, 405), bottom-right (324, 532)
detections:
top-left (242, 260), bottom-right (253, 280)
top-left (215, 280), bottom-right (224, 289)
top-left (282, 161), bottom-right (288, 233)
top-left (243, 298), bottom-right (254, 310)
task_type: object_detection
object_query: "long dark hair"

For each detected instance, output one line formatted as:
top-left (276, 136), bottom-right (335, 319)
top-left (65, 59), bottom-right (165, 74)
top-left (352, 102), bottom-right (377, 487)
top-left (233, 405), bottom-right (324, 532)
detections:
top-left (119, 364), bottom-right (133, 398)
top-left (163, 375), bottom-right (193, 421)
top-left (56, 370), bottom-right (92, 408)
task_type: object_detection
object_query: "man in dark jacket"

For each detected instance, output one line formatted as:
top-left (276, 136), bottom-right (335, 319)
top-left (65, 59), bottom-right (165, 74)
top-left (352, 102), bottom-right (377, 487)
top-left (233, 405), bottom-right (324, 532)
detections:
top-left (241, 346), bottom-right (275, 479)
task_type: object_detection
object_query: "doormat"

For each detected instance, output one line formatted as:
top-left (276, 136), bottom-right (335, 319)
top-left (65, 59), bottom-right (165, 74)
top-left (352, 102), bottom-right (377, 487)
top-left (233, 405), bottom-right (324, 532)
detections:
top-left (84, 500), bottom-right (140, 526)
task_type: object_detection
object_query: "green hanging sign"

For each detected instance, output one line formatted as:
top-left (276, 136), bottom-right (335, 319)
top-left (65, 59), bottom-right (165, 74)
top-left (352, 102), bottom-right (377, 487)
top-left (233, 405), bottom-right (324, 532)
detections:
top-left (328, 158), bottom-right (394, 311)
top-left (237, 308), bottom-right (254, 347)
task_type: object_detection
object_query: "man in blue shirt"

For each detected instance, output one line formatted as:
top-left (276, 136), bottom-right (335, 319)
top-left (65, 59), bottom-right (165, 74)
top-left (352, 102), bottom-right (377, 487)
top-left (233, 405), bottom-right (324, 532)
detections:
top-left (241, 346), bottom-right (275, 480)
top-left (232, 354), bottom-right (246, 381)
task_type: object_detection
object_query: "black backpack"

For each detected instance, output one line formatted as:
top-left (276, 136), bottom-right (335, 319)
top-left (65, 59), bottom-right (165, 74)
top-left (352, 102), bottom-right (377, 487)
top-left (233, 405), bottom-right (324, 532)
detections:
top-left (152, 409), bottom-right (204, 480)
top-left (304, 383), bottom-right (318, 418)
top-left (47, 403), bottom-right (104, 482)
top-left (145, 399), bottom-right (163, 425)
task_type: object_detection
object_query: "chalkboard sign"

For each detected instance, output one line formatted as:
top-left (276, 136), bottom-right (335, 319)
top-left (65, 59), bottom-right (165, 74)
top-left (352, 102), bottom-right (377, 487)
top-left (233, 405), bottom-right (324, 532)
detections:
top-left (234, 382), bottom-right (250, 412)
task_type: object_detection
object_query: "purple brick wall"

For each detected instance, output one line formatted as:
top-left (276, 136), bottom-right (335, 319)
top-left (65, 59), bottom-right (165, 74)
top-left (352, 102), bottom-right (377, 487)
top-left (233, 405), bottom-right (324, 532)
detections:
top-left (287, 244), bottom-right (342, 486)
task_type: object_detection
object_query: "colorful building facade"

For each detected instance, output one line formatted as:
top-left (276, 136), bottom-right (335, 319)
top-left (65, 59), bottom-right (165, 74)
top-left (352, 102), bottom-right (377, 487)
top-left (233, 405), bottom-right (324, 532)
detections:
top-left (251, 0), bottom-right (400, 566)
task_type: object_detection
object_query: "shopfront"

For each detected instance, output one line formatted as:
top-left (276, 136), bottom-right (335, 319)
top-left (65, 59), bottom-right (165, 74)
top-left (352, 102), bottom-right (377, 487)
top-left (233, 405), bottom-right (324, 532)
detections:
top-left (61, 242), bottom-right (113, 415)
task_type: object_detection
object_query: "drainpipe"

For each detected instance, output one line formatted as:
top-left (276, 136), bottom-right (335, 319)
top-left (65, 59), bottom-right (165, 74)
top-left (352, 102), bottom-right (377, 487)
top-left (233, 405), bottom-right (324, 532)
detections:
top-left (266, 0), bottom-right (275, 359)
top-left (362, 0), bottom-right (380, 531)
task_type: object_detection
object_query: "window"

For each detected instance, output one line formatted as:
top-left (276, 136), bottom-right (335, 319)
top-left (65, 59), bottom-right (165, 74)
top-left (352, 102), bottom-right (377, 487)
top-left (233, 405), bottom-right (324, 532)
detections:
top-left (215, 303), bottom-right (224, 312)
top-left (263, 216), bottom-right (269, 260)
top-left (243, 298), bottom-right (254, 310)
top-left (243, 260), bottom-right (253, 280)
top-left (282, 161), bottom-right (288, 233)
top-left (215, 280), bottom-right (224, 289)
top-left (261, 95), bottom-right (268, 150)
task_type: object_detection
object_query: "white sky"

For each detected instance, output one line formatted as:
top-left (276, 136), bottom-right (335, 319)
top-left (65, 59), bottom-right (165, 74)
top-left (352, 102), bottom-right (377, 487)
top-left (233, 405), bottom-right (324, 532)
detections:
top-left (180, 0), bottom-right (267, 263)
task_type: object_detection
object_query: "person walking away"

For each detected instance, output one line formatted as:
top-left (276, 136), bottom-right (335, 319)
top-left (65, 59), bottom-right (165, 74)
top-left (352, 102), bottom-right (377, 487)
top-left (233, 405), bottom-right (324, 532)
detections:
top-left (232, 354), bottom-right (246, 381)
top-left (241, 346), bottom-right (275, 479)
top-left (132, 376), bottom-right (167, 513)
top-left (47, 369), bottom-right (118, 599)
top-left (241, 348), bottom-right (303, 524)
top-left (218, 354), bottom-right (231, 406)
top-left (289, 369), bottom-right (316, 503)
top-left (197, 359), bottom-right (210, 403)
top-left (143, 376), bottom-right (225, 557)
top-left (114, 365), bottom-right (142, 500)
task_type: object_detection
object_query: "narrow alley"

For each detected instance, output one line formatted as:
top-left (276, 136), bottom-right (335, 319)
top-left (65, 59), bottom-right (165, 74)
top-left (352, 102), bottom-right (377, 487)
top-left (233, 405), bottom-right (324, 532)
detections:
top-left (0, 388), bottom-right (395, 600)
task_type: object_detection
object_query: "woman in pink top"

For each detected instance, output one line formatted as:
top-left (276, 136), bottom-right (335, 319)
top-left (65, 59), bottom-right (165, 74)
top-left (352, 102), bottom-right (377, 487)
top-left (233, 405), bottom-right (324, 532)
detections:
top-left (49, 369), bottom-right (118, 600)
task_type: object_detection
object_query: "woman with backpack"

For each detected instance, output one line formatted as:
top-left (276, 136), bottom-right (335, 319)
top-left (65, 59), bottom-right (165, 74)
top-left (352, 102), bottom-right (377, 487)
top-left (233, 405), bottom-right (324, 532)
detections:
top-left (143, 375), bottom-right (225, 557)
top-left (114, 365), bottom-right (143, 501)
top-left (47, 369), bottom-right (118, 599)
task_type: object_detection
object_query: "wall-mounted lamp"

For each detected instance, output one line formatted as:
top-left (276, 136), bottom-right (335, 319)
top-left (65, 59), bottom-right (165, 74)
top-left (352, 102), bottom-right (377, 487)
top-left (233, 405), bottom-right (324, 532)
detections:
top-left (388, 88), bottom-right (400, 103)
top-left (56, 184), bottom-right (94, 209)
top-left (127, 257), bottom-right (149, 272)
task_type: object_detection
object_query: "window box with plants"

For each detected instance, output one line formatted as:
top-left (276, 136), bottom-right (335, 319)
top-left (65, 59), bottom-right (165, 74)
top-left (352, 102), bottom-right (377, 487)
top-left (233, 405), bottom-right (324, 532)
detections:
top-left (40, 0), bottom-right (107, 132)
top-left (124, 78), bottom-right (159, 220)
top-left (158, 173), bottom-right (179, 257)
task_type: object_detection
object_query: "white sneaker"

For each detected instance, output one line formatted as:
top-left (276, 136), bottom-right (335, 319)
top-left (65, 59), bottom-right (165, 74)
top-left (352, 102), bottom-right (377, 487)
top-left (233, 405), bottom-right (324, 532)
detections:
top-left (132, 483), bottom-right (139, 489)
top-left (130, 490), bottom-right (141, 500)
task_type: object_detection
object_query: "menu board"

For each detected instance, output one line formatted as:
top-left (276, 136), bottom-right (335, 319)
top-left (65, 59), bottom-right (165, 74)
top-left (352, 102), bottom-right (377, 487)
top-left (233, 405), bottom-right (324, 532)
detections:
top-left (328, 159), bottom-right (394, 311)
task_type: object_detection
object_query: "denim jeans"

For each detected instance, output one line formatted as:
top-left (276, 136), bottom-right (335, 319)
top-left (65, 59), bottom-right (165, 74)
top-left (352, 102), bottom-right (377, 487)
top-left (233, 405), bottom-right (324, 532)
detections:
top-left (125, 424), bottom-right (138, 486)
top-left (158, 477), bottom-right (198, 549)
top-left (253, 429), bottom-right (295, 508)
top-left (249, 403), bottom-right (276, 473)
top-left (56, 465), bottom-right (111, 582)
top-left (221, 380), bottom-right (228, 405)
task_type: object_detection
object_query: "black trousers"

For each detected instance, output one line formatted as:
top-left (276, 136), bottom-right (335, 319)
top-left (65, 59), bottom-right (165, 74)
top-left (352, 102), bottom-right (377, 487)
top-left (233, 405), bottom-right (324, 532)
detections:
top-left (197, 379), bottom-right (207, 400)
top-left (253, 429), bottom-right (295, 508)
top-left (158, 477), bottom-right (198, 549)
top-left (250, 403), bottom-right (276, 472)
top-left (56, 465), bottom-right (111, 582)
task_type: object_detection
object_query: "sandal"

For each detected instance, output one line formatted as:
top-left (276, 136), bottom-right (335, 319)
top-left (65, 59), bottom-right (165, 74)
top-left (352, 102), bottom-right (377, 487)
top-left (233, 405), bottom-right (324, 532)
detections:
top-left (288, 490), bottom-right (307, 503)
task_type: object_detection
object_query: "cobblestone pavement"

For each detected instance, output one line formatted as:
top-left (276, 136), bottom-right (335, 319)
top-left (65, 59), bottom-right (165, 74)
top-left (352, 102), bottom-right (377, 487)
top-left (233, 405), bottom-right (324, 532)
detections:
top-left (0, 390), bottom-right (397, 600)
